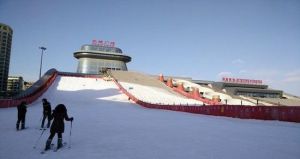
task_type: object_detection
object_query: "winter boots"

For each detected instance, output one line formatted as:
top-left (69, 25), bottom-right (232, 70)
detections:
top-left (21, 123), bottom-right (25, 129)
top-left (41, 121), bottom-right (50, 129)
top-left (45, 139), bottom-right (52, 150)
top-left (45, 137), bottom-right (63, 151)
top-left (57, 138), bottom-right (63, 149)
top-left (16, 123), bottom-right (25, 130)
top-left (41, 122), bottom-right (44, 129)
top-left (16, 123), bottom-right (19, 130)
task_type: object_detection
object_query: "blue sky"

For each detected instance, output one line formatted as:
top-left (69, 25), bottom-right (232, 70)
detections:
top-left (0, 0), bottom-right (299, 95)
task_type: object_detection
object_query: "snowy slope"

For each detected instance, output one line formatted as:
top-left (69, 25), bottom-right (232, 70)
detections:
top-left (1, 76), bottom-right (300, 159)
top-left (120, 82), bottom-right (203, 105)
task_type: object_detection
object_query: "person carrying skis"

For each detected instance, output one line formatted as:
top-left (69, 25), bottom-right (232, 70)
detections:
top-left (45, 104), bottom-right (73, 150)
top-left (16, 101), bottom-right (27, 130)
top-left (41, 98), bottom-right (52, 129)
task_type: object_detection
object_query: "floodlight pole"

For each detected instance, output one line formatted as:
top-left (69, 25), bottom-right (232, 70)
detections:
top-left (39, 47), bottom-right (47, 79)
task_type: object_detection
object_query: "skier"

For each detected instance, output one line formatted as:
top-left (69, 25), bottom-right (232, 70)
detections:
top-left (16, 101), bottom-right (27, 130)
top-left (45, 104), bottom-right (73, 150)
top-left (41, 98), bottom-right (52, 129)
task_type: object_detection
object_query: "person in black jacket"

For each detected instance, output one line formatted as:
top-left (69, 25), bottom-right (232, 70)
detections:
top-left (45, 104), bottom-right (73, 150)
top-left (16, 101), bottom-right (27, 130)
top-left (41, 98), bottom-right (52, 129)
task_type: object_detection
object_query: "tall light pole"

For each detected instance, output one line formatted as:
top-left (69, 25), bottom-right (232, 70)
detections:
top-left (39, 47), bottom-right (46, 79)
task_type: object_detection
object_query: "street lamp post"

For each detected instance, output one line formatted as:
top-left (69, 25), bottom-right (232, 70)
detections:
top-left (38, 47), bottom-right (47, 79)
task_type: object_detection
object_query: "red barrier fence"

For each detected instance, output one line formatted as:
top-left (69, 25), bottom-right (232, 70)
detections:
top-left (172, 86), bottom-right (220, 105)
top-left (0, 70), bottom-right (58, 108)
top-left (2, 72), bottom-right (300, 123)
top-left (0, 71), bottom-right (103, 108)
top-left (162, 79), bottom-right (220, 105)
top-left (113, 79), bottom-right (300, 123)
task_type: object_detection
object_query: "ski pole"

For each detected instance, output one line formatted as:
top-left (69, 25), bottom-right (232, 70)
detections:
top-left (39, 115), bottom-right (43, 122)
top-left (33, 128), bottom-right (46, 149)
top-left (68, 121), bottom-right (72, 148)
top-left (38, 115), bottom-right (43, 128)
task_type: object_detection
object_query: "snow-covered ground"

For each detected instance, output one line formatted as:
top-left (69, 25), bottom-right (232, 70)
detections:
top-left (120, 82), bottom-right (203, 105)
top-left (1, 76), bottom-right (300, 159)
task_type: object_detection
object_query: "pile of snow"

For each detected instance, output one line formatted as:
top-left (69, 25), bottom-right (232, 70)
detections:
top-left (120, 82), bottom-right (203, 105)
top-left (1, 76), bottom-right (300, 159)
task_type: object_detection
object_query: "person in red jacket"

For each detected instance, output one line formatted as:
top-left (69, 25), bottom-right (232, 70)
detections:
top-left (45, 104), bottom-right (73, 150)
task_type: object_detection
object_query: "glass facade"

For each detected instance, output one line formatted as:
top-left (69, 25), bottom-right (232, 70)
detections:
top-left (7, 76), bottom-right (24, 96)
top-left (212, 82), bottom-right (283, 99)
top-left (77, 58), bottom-right (126, 74)
top-left (0, 23), bottom-right (13, 96)
top-left (74, 45), bottom-right (131, 74)
top-left (236, 92), bottom-right (281, 98)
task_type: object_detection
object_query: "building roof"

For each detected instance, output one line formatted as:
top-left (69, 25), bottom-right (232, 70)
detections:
top-left (0, 23), bottom-right (13, 34)
top-left (213, 82), bottom-right (268, 89)
top-left (80, 44), bottom-right (123, 53)
top-left (74, 44), bottom-right (131, 63)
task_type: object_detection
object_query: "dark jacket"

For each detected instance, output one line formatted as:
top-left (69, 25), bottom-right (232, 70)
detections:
top-left (50, 104), bottom-right (71, 134)
top-left (43, 101), bottom-right (52, 116)
top-left (17, 102), bottom-right (27, 117)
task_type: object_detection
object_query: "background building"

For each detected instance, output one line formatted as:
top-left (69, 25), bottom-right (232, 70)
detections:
top-left (74, 41), bottom-right (131, 74)
top-left (212, 82), bottom-right (283, 98)
top-left (23, 81), bottom-right (34, 90)
top-left (6, 76), bottom-right (24, 96)
top-left (0, 23), bottom-right (13, 97)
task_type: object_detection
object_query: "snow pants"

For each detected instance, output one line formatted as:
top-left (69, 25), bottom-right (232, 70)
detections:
top-left (41, 114), bottom-right (51, 128)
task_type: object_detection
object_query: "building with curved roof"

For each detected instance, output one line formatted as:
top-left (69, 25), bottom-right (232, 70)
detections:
top-left (74, 44), bottom-right (131, 74)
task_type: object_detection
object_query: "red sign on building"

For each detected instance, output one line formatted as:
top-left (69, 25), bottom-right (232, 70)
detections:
top-left (92, 39), bottom-right (115, 47)
top-left (222, 77), bottom-right (263, 85)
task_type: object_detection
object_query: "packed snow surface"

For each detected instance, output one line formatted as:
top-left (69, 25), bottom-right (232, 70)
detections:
top-left (1, 76), bottom-right (300, 159)
top-left (120, 81), bottom-right (203, 105)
